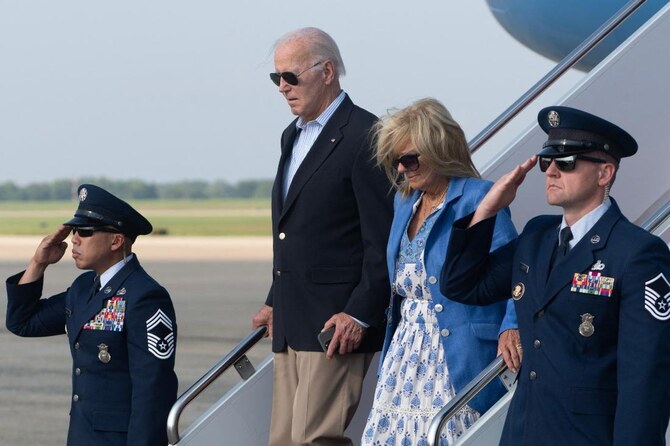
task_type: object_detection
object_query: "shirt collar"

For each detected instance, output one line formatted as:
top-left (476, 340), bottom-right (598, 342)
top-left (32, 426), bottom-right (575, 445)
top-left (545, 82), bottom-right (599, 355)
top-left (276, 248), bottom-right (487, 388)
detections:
top-left (99, 254), bottom-right (134, 288)
top-left (295, 90), bottom-right (346, 130)
top-left (560, 198), bottom-right (611, 248)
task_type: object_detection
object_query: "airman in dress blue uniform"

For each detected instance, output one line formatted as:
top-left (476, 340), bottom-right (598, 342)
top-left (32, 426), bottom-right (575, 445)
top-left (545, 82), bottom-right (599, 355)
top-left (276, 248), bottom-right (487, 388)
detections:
top-left (440, 107), bottom-right (670, 445)
top-left (5, 184), bottom-right (178, 446)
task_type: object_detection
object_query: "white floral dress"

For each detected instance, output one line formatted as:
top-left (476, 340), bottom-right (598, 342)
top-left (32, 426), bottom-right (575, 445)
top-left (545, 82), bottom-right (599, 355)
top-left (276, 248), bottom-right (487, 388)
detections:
top-left (362, 197), bottom-right (479, 446)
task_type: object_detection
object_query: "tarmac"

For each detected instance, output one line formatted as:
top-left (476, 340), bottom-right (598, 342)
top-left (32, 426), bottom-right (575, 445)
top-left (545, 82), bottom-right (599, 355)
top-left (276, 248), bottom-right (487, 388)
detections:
top-left (0, 236), bottom-right (273, 445)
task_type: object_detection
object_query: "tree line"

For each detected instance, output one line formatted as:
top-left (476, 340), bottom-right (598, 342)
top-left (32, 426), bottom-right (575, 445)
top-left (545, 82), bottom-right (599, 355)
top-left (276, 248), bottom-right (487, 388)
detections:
top-left (0, 178), bottom-right (273, 201)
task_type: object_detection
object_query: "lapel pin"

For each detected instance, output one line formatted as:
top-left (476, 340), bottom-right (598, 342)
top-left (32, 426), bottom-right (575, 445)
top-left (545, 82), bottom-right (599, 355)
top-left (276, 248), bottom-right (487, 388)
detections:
top-left (590, 235), bottom-right (601, 244)
top-left (117, 288), bottom-right (126, 295)
top-left (104, 286), bottom-right (112, 294)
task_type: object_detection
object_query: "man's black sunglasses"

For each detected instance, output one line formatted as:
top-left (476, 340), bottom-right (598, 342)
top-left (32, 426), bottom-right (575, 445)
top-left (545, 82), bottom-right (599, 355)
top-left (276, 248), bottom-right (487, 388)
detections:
top-left (269, 61), bottom-right (323, 86)
top-left (539, 154), bottom-right (607, 172)
top-left (72, 226), bottom-right (121, 238)
top-left (391, 153), bottom-right (421, 172)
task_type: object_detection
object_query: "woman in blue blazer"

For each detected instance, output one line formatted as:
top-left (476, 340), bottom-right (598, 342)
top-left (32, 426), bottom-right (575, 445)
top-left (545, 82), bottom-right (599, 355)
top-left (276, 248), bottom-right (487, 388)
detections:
top-left (362, 98), bottom-right (520, 446)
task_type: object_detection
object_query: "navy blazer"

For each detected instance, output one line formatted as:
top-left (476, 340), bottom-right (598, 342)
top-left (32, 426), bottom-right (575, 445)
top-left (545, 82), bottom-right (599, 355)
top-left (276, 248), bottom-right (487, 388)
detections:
top-left (441, 199), bottom-right (670, 445)
top-left (382, 177), bottom-right (518, 414)
top-left (266, 94), bottom-right (393, 353)
top-left (6, 255), bottom-right (178, 446)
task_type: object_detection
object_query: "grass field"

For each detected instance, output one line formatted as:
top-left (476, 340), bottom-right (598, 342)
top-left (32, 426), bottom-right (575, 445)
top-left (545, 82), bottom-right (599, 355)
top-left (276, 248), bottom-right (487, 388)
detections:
top-left (0, 199), bottom-right (271, 236)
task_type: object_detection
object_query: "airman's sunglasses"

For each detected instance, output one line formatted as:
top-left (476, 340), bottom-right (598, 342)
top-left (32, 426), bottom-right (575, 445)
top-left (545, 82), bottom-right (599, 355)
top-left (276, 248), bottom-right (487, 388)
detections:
top-left (269, 61), bottom-right (323, 86)
top-left (72, 226), bottom-right (121, 238)
top-left (392, 153), bottom-right (421, 172)
top-left (539, 154), bottom-right (607, 172)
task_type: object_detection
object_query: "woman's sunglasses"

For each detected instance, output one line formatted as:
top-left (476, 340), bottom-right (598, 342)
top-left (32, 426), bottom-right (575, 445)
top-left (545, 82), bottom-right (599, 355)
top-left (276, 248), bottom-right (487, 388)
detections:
top-left (269, 61), bottom-right (323, 86)
top-left (72, 226), bottom-right (121, 238)
top-left (539, 154), bottom-right (607, 172)
top-left (391, 153), bottom-right (421, 172)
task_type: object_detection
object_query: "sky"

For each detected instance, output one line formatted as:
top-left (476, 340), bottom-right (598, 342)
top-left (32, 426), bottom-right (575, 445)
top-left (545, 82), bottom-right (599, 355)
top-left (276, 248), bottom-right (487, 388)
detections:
top-left (0, 1), bottom-right (582, 185)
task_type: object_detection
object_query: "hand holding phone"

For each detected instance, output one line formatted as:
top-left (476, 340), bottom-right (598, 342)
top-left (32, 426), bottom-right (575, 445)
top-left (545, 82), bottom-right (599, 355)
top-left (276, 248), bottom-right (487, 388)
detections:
top-left (317, 326), bottom-right (336, 352)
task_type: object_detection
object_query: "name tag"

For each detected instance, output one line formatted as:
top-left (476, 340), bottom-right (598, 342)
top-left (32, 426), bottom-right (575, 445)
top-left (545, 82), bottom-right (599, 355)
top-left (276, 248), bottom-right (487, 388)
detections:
top-left (83, 297), bottom-right (126, 331)
top-left (571, 272), bottom-right (614, 297)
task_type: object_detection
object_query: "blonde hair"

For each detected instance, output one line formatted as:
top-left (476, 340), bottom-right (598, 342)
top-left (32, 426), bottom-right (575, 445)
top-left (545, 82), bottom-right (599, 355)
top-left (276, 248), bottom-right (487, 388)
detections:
top-left (373, 98), bottom-right (480, 195)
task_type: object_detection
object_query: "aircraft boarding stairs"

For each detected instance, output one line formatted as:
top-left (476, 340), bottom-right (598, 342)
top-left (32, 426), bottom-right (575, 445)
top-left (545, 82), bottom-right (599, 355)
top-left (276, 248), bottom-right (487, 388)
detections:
top-left (168, 1), bottom-right (670, 444)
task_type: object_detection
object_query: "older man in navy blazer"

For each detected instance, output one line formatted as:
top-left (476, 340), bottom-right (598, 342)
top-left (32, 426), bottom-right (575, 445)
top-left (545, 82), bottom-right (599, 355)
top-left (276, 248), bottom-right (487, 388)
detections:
top-left (5, 184), bottom-right (177, 446)
top-left (252, 27), bottom-right (393, 445)
top-left (441, 106), bottom-right (670, 445)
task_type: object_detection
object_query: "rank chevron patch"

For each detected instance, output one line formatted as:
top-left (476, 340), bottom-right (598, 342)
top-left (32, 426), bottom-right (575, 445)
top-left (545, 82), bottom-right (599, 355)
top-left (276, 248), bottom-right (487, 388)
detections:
top-left (146, 309), bottom-right (175, 359)
top-left (644, 272), bottom-right (670, 321)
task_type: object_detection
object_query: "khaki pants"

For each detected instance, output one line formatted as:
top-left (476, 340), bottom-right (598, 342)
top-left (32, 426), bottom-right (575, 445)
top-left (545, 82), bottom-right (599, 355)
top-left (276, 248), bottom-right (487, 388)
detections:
top-left (269, 347), bottom-right (374, 446)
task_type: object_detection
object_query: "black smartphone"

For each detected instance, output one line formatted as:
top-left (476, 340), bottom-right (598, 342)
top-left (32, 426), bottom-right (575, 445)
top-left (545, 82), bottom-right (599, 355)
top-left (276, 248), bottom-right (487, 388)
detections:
top-left (317, 326), bottom-right (336, 352)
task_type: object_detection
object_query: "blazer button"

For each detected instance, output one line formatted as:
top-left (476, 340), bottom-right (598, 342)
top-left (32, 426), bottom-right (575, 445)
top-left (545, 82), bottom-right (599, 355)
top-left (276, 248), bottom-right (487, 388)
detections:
top-left (75, 368), bottom-right (81, 376)
top-left (529, 371), bottom-right (537, 380)
top-left (440, 328), bottom-right (450, 337)
top-left (434, 304), bottom-right (443, 313)
top-left (533, 339), bottom-right (542, 349)
top-left (279, 232), bottom-right (286, 240)
top-left (275, 270), bottom-right (281, 277)
top-left (72, 394), bottom-right (79, 402)
top-left (428, 276), bottom-right (437, 285)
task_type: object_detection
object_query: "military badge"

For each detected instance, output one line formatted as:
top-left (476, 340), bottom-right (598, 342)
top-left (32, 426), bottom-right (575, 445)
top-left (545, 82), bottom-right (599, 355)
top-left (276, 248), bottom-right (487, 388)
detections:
top-left (79, 187), bottom-right (88, 201)
top-left (98, 343), bottom-right (111, 363)
top-left (103, 286), bottom-right (112, 294)
top-left (146, 309), bottom-right (175, 359)
top-left (512, 282), bottom-right (525, 300)
top-left (571, 272), bottom-right (614, 297)
top-left (590, 260), bottom-right (605, 271)
top-left (83, 297), bottom-right (126, 331)
top-left (590, 235), bottom-right (601, 244)
top-left (547, 110), bottom-right (560, 127)
top-left (117, 288), bottom-right (127, 295)
top-left (579, 313), bottom-right (595, 337)
top-left (644, 272), bottom-right (670, 321)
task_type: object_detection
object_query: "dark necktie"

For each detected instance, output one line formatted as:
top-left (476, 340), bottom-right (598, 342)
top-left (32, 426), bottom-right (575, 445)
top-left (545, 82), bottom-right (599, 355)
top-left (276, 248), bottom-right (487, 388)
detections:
top-left (91, 276), bottom-right (101, 300)
top-left (559, 226), bottom-right (573, 256)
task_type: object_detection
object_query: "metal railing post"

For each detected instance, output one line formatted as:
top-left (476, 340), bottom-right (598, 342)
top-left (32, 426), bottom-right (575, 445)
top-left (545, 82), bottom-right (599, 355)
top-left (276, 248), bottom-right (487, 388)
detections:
top-left (167, 325), bottom-right (268, 445)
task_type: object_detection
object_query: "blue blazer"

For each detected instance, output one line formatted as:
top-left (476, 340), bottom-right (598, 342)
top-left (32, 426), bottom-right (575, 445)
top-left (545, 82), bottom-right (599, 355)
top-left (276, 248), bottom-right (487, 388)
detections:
top-left (442, 199), bottom-right (670, 445)
top-left (6, 255), bottom-right (178, 446)
top-left (381, 177), bottom-right (518, 414)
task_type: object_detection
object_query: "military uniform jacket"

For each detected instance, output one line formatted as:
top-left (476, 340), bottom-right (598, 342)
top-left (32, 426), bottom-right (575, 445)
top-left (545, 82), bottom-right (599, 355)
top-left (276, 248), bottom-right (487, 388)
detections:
top-left (5, 255), bottom-right (178, 446)
top-left (440, 199), bottom-right (670, 445)
top-left (266, 94), bottom-right (393, 353)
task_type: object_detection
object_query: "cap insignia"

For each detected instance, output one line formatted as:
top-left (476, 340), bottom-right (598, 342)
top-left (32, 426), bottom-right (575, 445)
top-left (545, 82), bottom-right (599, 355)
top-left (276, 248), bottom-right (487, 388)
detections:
top-left (547, 110), bottom-right (560, 127)
top-left (79, 188), bottom-right (88, 202)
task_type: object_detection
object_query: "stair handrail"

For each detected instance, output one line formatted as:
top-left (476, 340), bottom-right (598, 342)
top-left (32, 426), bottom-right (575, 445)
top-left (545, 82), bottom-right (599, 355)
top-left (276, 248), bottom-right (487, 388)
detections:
top-left (640, 199), bottom-right (670, 233)
top-left (167, 325), bottom-right (268, 445)
top-left (427, 356), bottom-right (507, 446)
top-left (468, 0), bottom-right (647, 154)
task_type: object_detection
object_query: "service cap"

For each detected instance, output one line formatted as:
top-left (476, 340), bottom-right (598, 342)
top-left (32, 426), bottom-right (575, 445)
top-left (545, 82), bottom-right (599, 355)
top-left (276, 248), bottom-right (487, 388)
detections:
top-left (537, 106), bottom-right (637, 160)
top-left (64, 184), bottom-right (152, 239)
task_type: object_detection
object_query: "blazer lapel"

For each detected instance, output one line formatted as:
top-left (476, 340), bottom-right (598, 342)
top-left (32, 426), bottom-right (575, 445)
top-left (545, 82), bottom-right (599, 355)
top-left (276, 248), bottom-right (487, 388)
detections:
top-left (71, 257), bottom-right (141, 340)
top-left (280, 96), bottom-right (353, 218)
top-left (272, 123), bottom-right (300, 216)
top-left (387, 191), bottom-right (420, 277)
